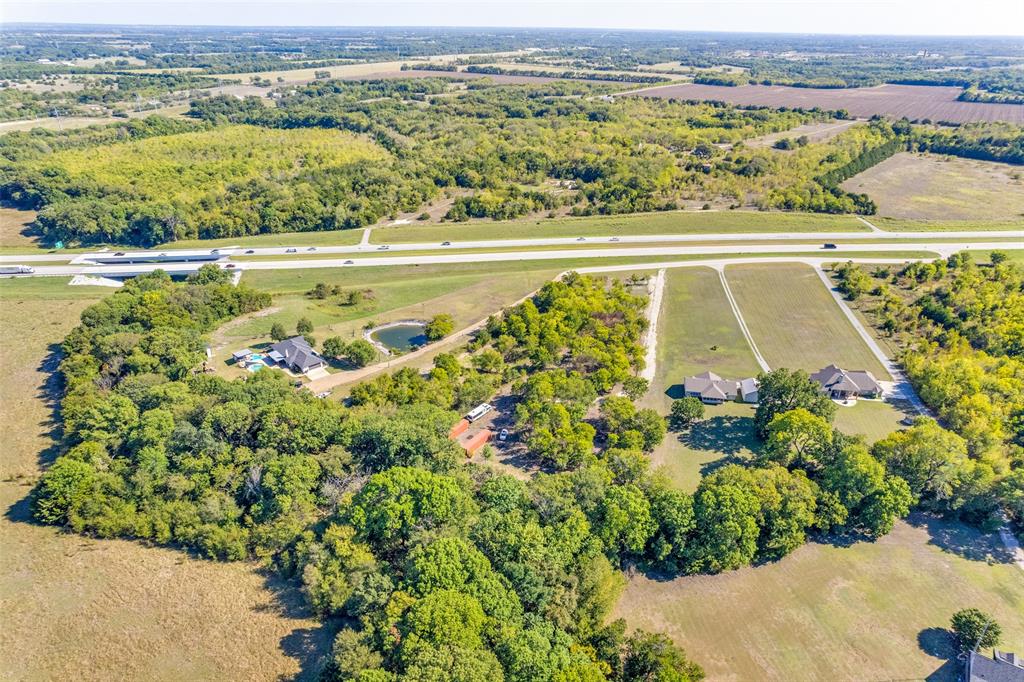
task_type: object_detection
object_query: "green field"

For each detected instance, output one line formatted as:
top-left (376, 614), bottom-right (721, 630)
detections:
top-left (374, 210), bottom-right (868, 244)
top-left (725, 263), bottom-right (891, 379)
top-left (0, 277), bottom-right (330, 680)
top-left (614, 516), bottom-right (1024, 682)
top-left (873, 217), bottom-right (1024, 232)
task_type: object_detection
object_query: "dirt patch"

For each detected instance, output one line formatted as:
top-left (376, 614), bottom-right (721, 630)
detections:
top-left (0, 206), bottom-right (40, 250)
top-left (841, 152), bottom-right (1024, 220)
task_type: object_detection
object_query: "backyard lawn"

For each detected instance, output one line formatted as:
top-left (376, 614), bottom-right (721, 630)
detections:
top-left (725, 263), bottom-right (890, 379)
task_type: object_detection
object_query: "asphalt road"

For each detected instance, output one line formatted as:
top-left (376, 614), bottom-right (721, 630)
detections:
top-left (4, 239), bottom-right (1017, 278)
top-left (1, 226), bottom-right (1022, 266)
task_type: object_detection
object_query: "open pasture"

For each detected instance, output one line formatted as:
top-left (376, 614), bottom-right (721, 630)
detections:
top-left (628, 83), bottom-right (1024, 124)
top-left (841, 152), bottom-right (1024, 221)
top-left (724, 263), bottom-right (890, 378)
top-left (745, 118), bottom-right (861, 148)
top-left (0, 278), bottom-right (330, 681)
top-left (614, 515), bottom-right (1024, 682)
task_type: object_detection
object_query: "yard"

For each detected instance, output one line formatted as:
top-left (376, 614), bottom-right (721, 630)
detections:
top-left (0, 277), bottom-right (331, 680)
top-left (724, 263), bottom-right (891, 379)
top-left (841, 152), bottom-right (1024, 221)
top-left (614, 514), bottom-right (1024, 682)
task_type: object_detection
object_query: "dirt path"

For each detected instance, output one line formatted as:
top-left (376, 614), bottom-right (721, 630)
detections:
top-left (640, 269), bottom-right (666, 382)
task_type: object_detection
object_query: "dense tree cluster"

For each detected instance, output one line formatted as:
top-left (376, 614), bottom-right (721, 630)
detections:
top-left (830, 255), bottom-right (1024, 530)
top-left (911, 122), bottom-right (1024, 165)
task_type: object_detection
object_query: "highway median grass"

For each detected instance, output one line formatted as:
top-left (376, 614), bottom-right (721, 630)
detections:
top-left (373, 210), bottom-right (868, 244)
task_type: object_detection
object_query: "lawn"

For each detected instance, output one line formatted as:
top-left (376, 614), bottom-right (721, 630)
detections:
top-left (638, 267), bottom-right (761, 490)
top-left (374, 210), bottom-right (868, 244)
top-left (613, 514), bottom-right (1024, 682)
top-left (725, 263), bottom-right (890, 379)
top-left (841, 153), bottom-right (1024, 221)
top-left (218, 265), bottom-right (558, 381)
top-left (0, 277), bottom-right (332, 681)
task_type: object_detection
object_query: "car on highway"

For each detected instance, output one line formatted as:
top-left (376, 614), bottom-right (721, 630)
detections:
top-left (114, 251), bottom-right (125, 256)
top-left (0, 265), bottom-right (35, 275)
top-left (307, 247), bottom-right (316, 251)
top-left (577, 236), bottom-right (586, 241)
top-left (344, 260), bottom-right (354, 265)
top-left (610, 237), bottom-right (620, 242)
top-left (224, 264), bottom-right (236, 269)
top-left (286, 248), bottom-right (297, 253)
top-left (211, 249), bottom-right (220, 254)
top-left (441, 241), bottom-right (451, 246)
top-left (245, 249), bottom-right (255, 254)
top-left (823, 243), bottom-right (837, 249)
top-left (378, 245), bottom-right (390, 250)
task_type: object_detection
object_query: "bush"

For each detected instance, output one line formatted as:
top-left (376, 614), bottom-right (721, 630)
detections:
top-left (670, 397), bottom-right (705, 428)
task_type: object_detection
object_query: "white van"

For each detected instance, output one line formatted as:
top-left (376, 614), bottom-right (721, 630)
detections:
top-left (466, 403), bottom-right (494, 422)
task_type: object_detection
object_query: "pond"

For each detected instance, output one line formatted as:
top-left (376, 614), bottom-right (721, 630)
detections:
top-left (370, 322), bottom-right (428, 352)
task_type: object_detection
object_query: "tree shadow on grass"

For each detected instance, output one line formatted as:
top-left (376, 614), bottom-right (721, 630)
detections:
top-left (907, 512), bottom-right (1015, 564)
top-left (678, 415), bottom-right (756, 459)
top-left (918, 627), bottom-right (963, 682)
top-left (664, 383), bottom-right (686, 400)
top-left (34, 342), bottom-right (66, 469)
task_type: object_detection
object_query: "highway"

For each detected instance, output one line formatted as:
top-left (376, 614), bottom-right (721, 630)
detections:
top-left (1, 226), bottom-right (1022, 266)
top-left (1, 239), bottom-right (1016, 278)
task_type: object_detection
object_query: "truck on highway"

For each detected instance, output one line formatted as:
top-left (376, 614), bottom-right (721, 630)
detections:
top-left (0, 265), bottom-right (35, 276)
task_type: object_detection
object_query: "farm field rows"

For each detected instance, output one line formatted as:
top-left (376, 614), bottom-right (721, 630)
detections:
top-left (0, 277), bottom-right (330, 681)
top-left (627, 83), bottom-right (1024, 124)
top-left (724, 263), bottom-right (891, 379)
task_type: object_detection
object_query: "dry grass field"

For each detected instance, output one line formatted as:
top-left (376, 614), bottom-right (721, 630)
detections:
top-left (841, 152), bottom-right (1024, 220)
top-left (0, 278), bottom-right (332, 681)
top-left (628, 83), bottom-right (1024, 124)
top-left (0, 206), bottom-right (40, 251)
top-left (724, 263), bottom-right (890, 379)
top-left (614, 515), bottom-right (1024, 682)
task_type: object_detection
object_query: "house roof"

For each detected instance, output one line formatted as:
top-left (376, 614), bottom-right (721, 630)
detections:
top-left (969, 651), bottom-right (1024, 682)
top-left (271, 336), bottom-right (324, 371)
top-left (740, 377), bottom-right (759, 395)
top-left (685, 372), bottom-right (739, 400)
top-left (810, 364), bottom-right (881, 395)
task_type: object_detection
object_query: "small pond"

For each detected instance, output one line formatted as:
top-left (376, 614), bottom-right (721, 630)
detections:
top-left (371, 322), bottom-right (428, 352)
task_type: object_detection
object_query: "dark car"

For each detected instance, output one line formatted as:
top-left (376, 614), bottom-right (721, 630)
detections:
top-left (823, 243), bottom-right (838, 249)
top-left (441, 241), bottom-right (451, 246)
top-left (225, 263), bottom-right (237, 269)
top-left (344, 260), bottom-right (354, 265)
top-left (286, 248), bottom-right (297, 253)
top-left (245, 249), bottom-right (255, 254)
top-left (113, 251), bottom-right (125, 256)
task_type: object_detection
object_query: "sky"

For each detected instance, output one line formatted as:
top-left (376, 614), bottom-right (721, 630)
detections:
top-left (3, 0), bottom-right (1023, 37)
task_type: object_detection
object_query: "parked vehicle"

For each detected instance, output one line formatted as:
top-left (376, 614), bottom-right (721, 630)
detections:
top-left (498, 428), bottom-right (509, 441)
top-left (466, 403), bottom-right (494, 422)
top-left (0, 265), bottom-right (34, 275)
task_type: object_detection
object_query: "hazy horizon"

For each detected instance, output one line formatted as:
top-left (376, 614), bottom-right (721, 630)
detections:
top-left (4, 1), bottom-right (1023, 38)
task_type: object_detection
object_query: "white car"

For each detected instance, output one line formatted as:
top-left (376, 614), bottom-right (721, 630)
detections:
top-left (498, 428), bottom-right (509, 441)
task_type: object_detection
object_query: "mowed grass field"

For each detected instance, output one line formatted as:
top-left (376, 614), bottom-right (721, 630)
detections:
top-left (0, 277), bottom-right (332, 681)
top-left (374, 210), bottom-right (868, 243)
top-left (725, 263), bottom-right (890, 379)
top-left (639, 267), bottom-right (761, 490)
top-left (841, 152), bottom-right (1024, 221)
top-left (614, 515), bottom-right (1024, 682)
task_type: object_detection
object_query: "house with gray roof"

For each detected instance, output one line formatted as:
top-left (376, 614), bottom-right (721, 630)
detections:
top-left (270, 336), bottom-right (325, 374)
top-left (967, 650), bottom-right (1024, 682)
top-left (810, 364), bottom-right (882, 400)
top-left (684, 371), bottom-right (758, 405)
